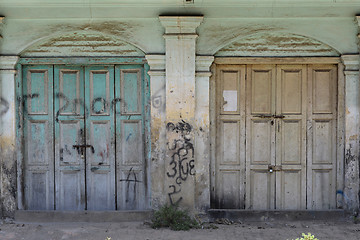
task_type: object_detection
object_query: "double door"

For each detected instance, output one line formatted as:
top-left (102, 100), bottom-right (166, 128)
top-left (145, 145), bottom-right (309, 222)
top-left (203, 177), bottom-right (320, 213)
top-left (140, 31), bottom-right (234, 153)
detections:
top-left (214, 64), bottom-right (337, 210)
top-left (23, 64), bottom-right (148, 210)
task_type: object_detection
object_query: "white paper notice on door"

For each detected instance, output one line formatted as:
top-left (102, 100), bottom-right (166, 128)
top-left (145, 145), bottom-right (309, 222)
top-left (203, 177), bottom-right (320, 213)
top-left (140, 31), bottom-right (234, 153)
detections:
top-left (223, 90), bottom-right (238, 112)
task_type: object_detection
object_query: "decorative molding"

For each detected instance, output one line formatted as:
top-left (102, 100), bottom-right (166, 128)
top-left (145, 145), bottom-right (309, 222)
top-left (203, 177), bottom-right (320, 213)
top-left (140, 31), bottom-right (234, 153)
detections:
top-left (147, 70), bottom-right (165, 77)
top-left (163, 34), bottom-right (198, 40)
top-left (145, 54), bottom-right (165, 71)
top-left (214, 57), bottom-right (341, 65)
top-left (0, 56), bottom-right (20, 70)
top-left (341, 54), bottom-right (359, 72)
top-left (196, 56), bottom-right (214, 72)
top-left (159, 16), bottom-right (203, 35)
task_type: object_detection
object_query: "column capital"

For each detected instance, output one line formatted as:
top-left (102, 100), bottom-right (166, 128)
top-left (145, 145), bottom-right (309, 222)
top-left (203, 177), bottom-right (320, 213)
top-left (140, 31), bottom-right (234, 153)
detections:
top-left (159, 16), bottom-right (203, 35)
top-left (145, 54), bottom-right (165, 76)
top-left (341, 54), bottom-right (359, 72)
top-left (145, 54), bottom-right (165, 71)
top-left (0, 56), bottom-right (19, 70)
top-left (356, 16), bottom-right (360, 26)
top-left (196, 56), bottom-right (214, 72)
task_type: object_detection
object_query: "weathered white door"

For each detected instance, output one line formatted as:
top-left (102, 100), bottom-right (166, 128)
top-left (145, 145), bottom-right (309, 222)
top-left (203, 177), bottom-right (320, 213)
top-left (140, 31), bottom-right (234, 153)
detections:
top-left (213, 65), bottom-right (246, 209)
top-left (306, 65), bottom-right (337, 210)
top-left (214, 63), bottom-right (337, 210)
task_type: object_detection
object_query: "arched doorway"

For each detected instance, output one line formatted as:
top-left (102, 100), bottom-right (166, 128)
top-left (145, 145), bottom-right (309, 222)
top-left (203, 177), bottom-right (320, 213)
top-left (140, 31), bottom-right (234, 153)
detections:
top-left (17, 32), bottom-right (151, 211)
top-left (211, 32), bottom-right (343, 210)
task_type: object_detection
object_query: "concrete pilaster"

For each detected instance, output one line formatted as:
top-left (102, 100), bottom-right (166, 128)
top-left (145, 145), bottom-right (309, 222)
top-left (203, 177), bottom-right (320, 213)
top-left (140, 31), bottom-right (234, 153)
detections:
top-left (159, 16), bottom-right (203, 209)
top-left (195, 56), bottom-right (214, 212)
top-left (341, 54), bottom-right (360, 211)
top-left (145, 54), bottom-right (166, 209)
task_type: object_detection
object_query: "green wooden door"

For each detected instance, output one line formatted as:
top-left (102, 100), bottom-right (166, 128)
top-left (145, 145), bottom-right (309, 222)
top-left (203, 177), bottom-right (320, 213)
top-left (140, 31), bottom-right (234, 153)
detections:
top-left (22, 62), bottom-right (149, 211)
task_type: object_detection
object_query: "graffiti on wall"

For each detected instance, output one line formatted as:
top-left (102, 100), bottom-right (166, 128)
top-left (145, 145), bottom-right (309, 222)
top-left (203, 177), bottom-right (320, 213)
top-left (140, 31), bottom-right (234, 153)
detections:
top-left (166, 120), bottom-right (195, 206)
top-left (55, 92), bottom-right (122, 121)
top-left (0, 97), bottom-right (9, 116)
top-left (151, 84), bottom-right (165, 111)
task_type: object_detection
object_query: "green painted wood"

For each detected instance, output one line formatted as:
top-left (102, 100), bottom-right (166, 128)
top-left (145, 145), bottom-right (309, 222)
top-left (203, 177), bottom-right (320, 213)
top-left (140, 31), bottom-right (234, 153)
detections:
top-left (115, 64), bottom-right (147, 210)
top-left (19, 59), bottom-right (150, 211)
top-left (54, 65), bottom-right (86, 210)
top-left (22, 65), bottom-right (54, 210)
top-left (84, 65), bottom-right (116, 210)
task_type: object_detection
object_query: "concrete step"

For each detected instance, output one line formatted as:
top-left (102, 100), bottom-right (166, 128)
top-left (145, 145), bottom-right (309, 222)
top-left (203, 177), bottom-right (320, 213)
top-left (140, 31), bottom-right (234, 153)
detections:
top-left (208, 209), bottom-right (350, 222)
top-left (15, 210), bottom-right (153, 223)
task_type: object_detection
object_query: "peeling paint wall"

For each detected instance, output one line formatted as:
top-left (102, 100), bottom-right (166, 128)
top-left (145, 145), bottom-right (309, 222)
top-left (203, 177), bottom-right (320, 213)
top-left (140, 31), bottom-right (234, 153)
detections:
top-left (0, 56), bottom-right (19, 218)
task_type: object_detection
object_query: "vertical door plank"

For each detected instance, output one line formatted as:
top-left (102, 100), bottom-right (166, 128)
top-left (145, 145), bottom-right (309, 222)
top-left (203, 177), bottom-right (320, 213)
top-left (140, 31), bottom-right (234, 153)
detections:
top-left (23, 65), bottom-right (54, 210)
top-left (54, 66), bottom-right (86, 210)
top-left (245, 65), bottom-right (276, 209)
top-left (275, 65), bottom-right (307, 210)
top-left (307, 65), bottom-right (337, 210)
top-left (85, 66), bottom-right (116, 210)
top-left (115, 65), bottom-right (147, 210)
top-left (214, 65), bottom-right (246, 209)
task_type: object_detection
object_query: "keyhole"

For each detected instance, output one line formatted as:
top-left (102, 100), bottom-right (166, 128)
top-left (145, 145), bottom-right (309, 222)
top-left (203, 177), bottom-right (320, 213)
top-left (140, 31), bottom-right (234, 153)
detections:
top-left (271, 120), bottom-right (274, 125)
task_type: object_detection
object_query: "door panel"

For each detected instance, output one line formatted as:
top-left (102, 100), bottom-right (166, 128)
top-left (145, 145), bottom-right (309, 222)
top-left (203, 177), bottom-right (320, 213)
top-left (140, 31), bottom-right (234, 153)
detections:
top-left (85, 66), bottom-right (115, 210)
top-left (23, 65), bottom-right (54, 210)
top-left (214, 65), bottom-right (245, 209)
top-left (275, 65), bottom-right (306, 210)
top-left (249, 169), bottom-right (274, 209)
top-left (115, 65), bottom-right (146, 210)
top-left (246, 65), bottom-right (276, 209)
top-left (307, 65), bottom-right (337, 210)
top-left (55, 66), bottom-right (86, 210)
top-left (251, 67), bottom-right (274, 115)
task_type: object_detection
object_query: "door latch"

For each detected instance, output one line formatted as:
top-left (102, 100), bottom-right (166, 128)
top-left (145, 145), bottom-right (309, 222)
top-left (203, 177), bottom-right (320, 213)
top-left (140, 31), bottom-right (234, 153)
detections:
top-left (268, 165), bottom-right (282, 173)
top-left (253, 114), bottom-right (273, 118)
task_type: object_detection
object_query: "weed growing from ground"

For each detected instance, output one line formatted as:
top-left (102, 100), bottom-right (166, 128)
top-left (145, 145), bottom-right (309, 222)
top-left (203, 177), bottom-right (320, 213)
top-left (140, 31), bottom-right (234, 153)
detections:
top-left (293, 233), bottom-right (319, 240)
top-left (151, 205), bottom-right (199, 231)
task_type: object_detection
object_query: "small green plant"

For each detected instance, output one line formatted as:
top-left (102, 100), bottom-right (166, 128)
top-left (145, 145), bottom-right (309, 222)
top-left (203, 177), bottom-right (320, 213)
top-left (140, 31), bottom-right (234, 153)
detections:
top-left (293, 233), bottom-right (319, 240)
top-left (151, 204), bottom-right (199, 231)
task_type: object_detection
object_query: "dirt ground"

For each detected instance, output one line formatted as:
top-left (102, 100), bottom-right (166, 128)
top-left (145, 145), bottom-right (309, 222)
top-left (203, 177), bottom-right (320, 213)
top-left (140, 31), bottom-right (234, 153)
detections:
top-left (0, 219), bottom-right (360, 240)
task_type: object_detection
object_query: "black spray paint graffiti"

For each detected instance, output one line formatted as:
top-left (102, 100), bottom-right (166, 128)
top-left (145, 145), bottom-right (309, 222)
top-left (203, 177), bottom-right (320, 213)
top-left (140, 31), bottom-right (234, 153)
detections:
top-left (55, 92), bottom-right (122, 121)
top-left (120, 167), bottom-right (142, 204)
top-left (166, 120), bottom-right (195, 206)
top-left (0, 97), bottom-right (9, 116)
